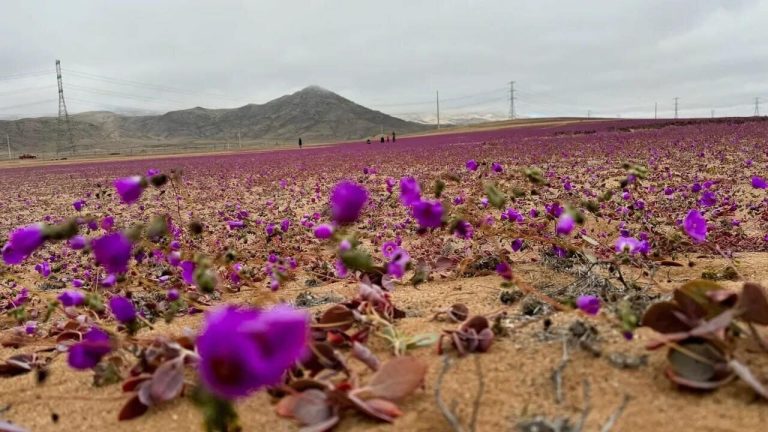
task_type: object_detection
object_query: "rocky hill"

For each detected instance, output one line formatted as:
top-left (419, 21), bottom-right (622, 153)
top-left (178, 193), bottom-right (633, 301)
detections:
top-left (0, 86), bottom-right (431, 154)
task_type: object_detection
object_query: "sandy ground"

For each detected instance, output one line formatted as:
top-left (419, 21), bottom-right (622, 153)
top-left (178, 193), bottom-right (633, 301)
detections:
top-left (2, 252), bottom-right (767, 432)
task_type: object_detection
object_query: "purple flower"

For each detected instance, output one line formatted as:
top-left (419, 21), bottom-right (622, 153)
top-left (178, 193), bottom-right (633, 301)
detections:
top-left (170, 240), bottom-right (181, 250)
top-left (68, 235), bottom-right (87, 250)
top-left (615, 237), bottom-right (642, 254)
top-left (109, 296), bottom-right (137, 324)
top-left (100, 216), bottom-right (115, 231)
top-left (576, 295), bottom-right (601, 315)
top-left (452, 220), bottom-right (474, 239)
top-left (2, 223), bottom-right (46, 265)
top-left (752, 176), bottom-right (767, 189)
top-left (699, 191), bottom-right (717, 207)
top-left (168, 251), bottom-right (182, 266)
top-left (12, 288), bottom-right (29, 307)
top-left (386, 247), bottom-right (411, 279)
top-left (227, 220), bottom-right (245, 230)
top-left (556, 213), bottom-right (575, 236)
top-left (114, 176), bottom-right (146, 204)
top-left (511, 239), bottom-right (524, 252)
top-left (400, 177), bottom-right (421, 207)
top-left (180, 261), bottom-right (196, 285)
top-left (545, 203), bottom-right (563, 218)
top-left (73, 199), bottom-right (86, 211)
top-left (465, 159), bottom-right (478, 171)
top-left (335, 259), bottom-right (348, 278)
top-left (691, 183), bottom-right (702, 193)
top-left (146, 168), bottom-right (160, 177)
top-left (68, 327), bottom-right (112, 370)
top-left (412, 200), bottom-right (443, 229)
top-left (92, 233), bottom-right (132, 274)
top-left (197, 305), bottom-right (309, 399)
top-left (496, 261), bottom-right (513, 280)
top-left (683, 209), bottom-right (708, 243)
top-left (480, 197), bottom-right (489, 208)
top-left (280, 219), bottom-right (291, 233)
top-left (491, 162), bottom-right (503, 173)
top-left (313, 224), bottom-right (334, 239)
top-left (58, 290), bottom-right (86, 307)
top-left (100, 274), bottom-right (117, 287)
top-left (381, 241), bottom-right (399, 259)
top-left (72, 279), bottom-right (84, 288)
top-left (265, 223), bottom-right (276, 236)
top-left (167, 289), bottom-right (180, 301)
top-left (35, 261), bottom-right (51, 277)
top-left (330, 181), bottom-right (368, 225)
top-left (385, 177), bottom-right (396, 194)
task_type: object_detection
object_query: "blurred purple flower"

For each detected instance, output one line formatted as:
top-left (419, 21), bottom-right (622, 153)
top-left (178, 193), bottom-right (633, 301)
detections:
top-left (452, 220), bottom-right (474, 239)
top-left (2, 223), bottom-right (45, 265)
top-left (330, 181), bottom-right (368, 225)
top-left (68, 327), bottom-right (112, 370)
top-left (684, 209), bottom-right (708, 243)
top-left (197, 305), bottom-right (308, 399)
top-left (114, 176), bottom-right (145, 204)
top-left (412, 200), bottom-right (443, 229)
top-left (35, 261), bottom-right (51, 277)
top-left (492, 162), bottom-right (503, 173)
top-left (73, 199), bottom-right (86, 211)
top-left (68, 235), bottom-right (87, 250)
top-left (399, 176), bottom-right (422, 207)
top-left (576, 295), bottom-right (601, 315)
top-left (496, 261), bottom-right (513, 280)
top-left (109, 296), bottom-right (137, 324)
top-left (58, 290), bottom-right (85, 307)
top-left (511, 238), bottom-right (524, 252)
top-left (180, 261), bottom-right (196, 285)
top-left (92, 232), bottom-right (132, 274)
top-left (313, 224), bottom-right (334, 239)
top-left (752, 176), bottom-right (767, 189)
top-left (465, 159), bottom-right (478, 171)
top-left (556, 213), bottom-right (575, 236)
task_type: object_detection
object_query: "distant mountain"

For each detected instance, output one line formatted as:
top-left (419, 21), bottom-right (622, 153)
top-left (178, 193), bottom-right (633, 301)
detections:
top-left (0, 86), bottom-right (432, 154)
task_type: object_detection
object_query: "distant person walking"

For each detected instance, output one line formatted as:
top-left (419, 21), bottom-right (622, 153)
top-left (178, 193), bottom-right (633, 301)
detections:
top-left (366, 138), bottom-right (371, 145)
top-left (298, 137), bottom-right (303, 149)
top-left (392, 131), bottom-right (396, 142)
top-left (380, 136), bottom-right (385, 143)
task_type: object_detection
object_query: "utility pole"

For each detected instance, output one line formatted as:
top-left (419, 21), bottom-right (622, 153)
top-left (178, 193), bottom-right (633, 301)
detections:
top-left (673, 97), bottom-right (679, 119)
top-left (6, 134), bottom-right (10, 160)
top-left (711, 110), bottom-right (714, 119)
top-left (755, 97), bottom-right (761, 116)
top-left (436, 90), bottom-right (440, 129)
top-left (509, 81), bottom-right (516, 120)
top-left (237, 132), bottom-right (241, 149)
top-left (587, 110), bottom-right (591, 119)
top-left (654, 102), bottom-right (657, 119)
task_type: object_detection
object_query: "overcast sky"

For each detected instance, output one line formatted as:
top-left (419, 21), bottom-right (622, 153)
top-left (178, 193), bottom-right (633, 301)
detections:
top-left (1, 0), bottom-right (767, 121)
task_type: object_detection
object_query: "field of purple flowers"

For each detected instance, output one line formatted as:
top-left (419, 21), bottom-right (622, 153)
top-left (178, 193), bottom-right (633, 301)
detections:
top-left (1, 117), bottom-right (768, 431)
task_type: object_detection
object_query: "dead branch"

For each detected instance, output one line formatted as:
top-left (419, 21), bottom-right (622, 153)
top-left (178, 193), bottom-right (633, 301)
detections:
top-left (551, 337), bottom-right (570, 404)
top-left (600, 394), bottom-right (631, 432)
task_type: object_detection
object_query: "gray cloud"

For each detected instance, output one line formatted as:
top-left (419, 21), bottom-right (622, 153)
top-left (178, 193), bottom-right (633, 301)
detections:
top-left (1, 0), bottom-right (766, 120)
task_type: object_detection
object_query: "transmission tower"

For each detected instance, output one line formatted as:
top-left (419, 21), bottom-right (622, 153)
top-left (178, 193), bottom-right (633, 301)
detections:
top-left (673, 97), bottom-right (679, 119)
top-left (509, 81), bottom-right (516, 119)
top-left (56, 59), bottom-right (74, 155)
top-left (755, 97), bottom-right (761, 116)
